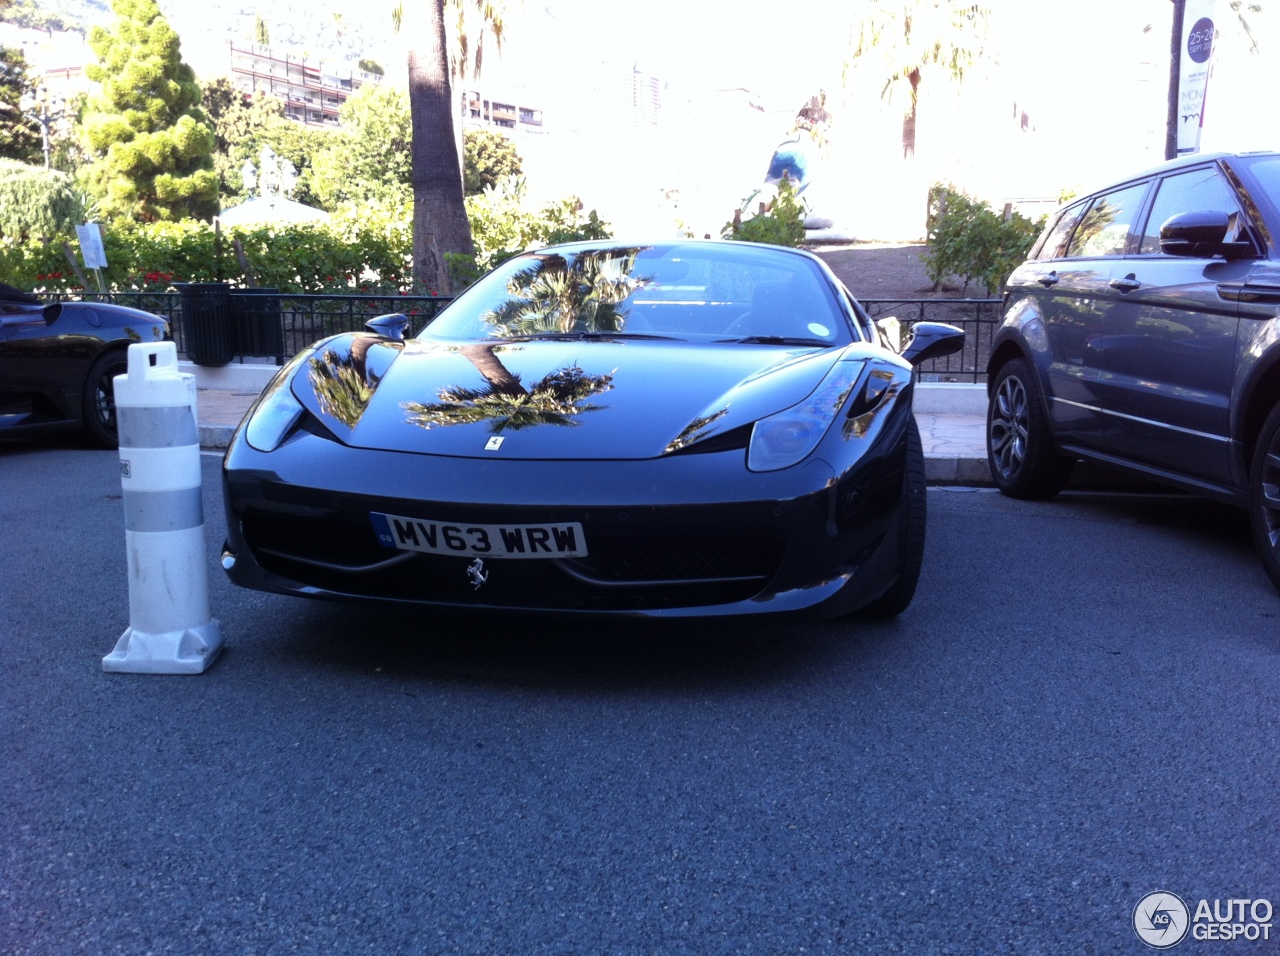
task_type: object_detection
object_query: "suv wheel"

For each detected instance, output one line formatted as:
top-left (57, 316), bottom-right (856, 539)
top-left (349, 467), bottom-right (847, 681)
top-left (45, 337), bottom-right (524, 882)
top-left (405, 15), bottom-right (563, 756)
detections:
top-left (1249, 401), bottom-right (1280, 592)
top-left (987, 358), bottom-right (1074, 499)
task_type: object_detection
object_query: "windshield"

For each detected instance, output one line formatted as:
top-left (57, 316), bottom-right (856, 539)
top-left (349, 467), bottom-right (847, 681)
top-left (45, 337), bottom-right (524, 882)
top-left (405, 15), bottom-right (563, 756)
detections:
top-left (421, 243), bottom-right (855, 346)
top-left (1235, 155), bottom-right (1280, 238)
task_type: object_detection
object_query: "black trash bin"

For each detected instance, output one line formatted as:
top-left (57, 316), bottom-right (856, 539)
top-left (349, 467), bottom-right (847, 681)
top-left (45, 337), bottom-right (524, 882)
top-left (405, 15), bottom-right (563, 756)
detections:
top-left (229, 288), bottom-right (284, 365)
top-left (175, 282), bottom-right (234, 366)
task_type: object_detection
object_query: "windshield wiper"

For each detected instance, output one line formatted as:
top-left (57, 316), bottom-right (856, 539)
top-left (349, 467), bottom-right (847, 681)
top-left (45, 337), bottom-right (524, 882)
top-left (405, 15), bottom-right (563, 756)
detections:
top-left (506, 331), bottom-right (682, 342)
top-left (714, 335), bottom-right (830, 347)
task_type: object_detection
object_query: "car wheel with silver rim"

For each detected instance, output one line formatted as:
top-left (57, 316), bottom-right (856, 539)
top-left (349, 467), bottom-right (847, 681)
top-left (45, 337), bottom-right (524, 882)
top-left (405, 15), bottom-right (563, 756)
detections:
top-left (987, 357), bottom-right (1073, 499)
top-left (1249, 400), bottom-right (1280, 592)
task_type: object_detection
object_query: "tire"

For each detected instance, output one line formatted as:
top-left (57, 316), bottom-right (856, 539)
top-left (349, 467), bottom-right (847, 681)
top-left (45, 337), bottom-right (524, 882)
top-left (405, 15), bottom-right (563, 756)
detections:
top-left (986, 357), bottom-right (1074, 499)
top-left (82, 350), bottom-right (128, 449)
top-left (1249, 400), bottom-right (1280, 593)
top-left (863, 416), bottom-right (926, 618)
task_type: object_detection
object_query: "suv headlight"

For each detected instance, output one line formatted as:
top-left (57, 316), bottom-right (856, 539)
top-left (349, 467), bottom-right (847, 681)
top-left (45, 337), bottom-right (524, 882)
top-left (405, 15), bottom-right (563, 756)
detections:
top-left (747, 360), bottom-right (864, 472)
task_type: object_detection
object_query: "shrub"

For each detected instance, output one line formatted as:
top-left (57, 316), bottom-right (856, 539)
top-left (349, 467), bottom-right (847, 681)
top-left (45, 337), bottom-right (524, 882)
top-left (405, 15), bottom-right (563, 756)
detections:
top-left (0, 216), bottom-right (412, 294)
top-left (0, 160), bottom-right (80, 239)
top-left (924, 184), bottom-right (1045, 295)
top-left (462, 176), bottom-right (611, 279)
top-left (722, 178), bottom-right (806, 248)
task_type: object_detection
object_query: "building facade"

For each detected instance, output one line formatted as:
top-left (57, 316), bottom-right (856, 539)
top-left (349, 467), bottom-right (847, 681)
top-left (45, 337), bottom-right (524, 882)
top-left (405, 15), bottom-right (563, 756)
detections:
top-left (228, 42), bottom-right (381, 127)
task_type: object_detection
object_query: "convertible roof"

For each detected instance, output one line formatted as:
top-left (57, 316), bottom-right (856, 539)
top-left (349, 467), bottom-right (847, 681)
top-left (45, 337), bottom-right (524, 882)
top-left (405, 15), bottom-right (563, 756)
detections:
top-left (0, 283), bottom-right (41, 304)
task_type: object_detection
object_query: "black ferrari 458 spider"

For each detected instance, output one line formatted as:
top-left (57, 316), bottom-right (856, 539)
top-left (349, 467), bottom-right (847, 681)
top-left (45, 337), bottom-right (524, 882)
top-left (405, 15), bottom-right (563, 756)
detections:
top-left (0, 283), bottom-right (169, 447)
top-left (221, 241), bottom-right (962, 619)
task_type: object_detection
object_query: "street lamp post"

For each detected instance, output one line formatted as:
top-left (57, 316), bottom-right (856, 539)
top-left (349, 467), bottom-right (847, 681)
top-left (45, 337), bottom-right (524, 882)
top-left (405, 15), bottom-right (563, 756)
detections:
top-left (1166, 0), bottom-right (1185, 160)
top-left (19, 84), bottom-right (67, 170)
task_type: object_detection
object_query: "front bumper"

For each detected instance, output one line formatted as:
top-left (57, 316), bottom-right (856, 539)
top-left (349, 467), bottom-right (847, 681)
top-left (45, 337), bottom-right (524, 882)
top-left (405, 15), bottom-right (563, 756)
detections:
top-left (221, 417), bottom-right (910, 620)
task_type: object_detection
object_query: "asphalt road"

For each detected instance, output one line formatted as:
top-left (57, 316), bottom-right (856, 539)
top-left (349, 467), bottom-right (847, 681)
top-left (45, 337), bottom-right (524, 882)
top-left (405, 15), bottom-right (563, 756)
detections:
top-left (3, 443), bottom-right (1278, 955)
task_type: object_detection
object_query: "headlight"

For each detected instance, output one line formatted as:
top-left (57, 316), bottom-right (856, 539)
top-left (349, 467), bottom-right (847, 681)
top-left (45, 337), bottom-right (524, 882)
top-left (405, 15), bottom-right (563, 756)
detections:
top-left (245, 380), bottom-right (304, 452)
top-left (747, 360), bottom-right (864, 472)
top-left (244, 349), bottom-right (314, 452)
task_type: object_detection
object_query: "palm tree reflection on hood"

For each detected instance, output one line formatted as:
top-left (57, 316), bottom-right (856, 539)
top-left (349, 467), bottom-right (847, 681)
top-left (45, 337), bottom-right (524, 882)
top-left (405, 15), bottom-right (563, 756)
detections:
top-left (402, 343), bottom-right (615, 433)
top-left (309, 335), bottom-right (403, 428)
top-left (483, 249), bottom-right (645, 336)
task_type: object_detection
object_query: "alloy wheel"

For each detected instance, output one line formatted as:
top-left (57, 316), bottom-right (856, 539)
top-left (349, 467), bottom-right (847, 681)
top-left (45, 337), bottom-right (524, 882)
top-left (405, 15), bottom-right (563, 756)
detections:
top-left (989, 374), bottom-right (1030, 480)
top-left (1258, 430), bottom-right (1280, 560)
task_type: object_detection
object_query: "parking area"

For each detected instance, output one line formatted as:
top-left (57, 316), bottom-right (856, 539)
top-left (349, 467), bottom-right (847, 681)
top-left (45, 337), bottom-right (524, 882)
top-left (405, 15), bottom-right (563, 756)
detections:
top-left (3, 446), bottom-right (1278, 953)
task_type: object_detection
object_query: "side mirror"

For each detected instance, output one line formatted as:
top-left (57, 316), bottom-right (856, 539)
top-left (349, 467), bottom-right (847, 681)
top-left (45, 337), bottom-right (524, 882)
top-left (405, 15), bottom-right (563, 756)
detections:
top-left (875, 315), bottom-right (902, 352)
top-left (1160, 210), bottom-right (1254, 259)
top-left (900, 321), bottom-right (964, 367)
top-left (365, 312), bottom-right (409, 340)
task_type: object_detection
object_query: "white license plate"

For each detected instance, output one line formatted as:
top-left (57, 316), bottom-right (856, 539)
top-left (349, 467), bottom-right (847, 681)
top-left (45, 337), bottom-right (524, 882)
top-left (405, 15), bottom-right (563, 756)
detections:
top-left (370, 512), bottom-right (588, 559)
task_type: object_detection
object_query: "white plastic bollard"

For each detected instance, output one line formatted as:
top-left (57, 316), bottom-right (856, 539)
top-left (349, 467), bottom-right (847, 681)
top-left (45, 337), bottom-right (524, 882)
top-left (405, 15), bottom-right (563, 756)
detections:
top-left (102, 341), bottom-right (223, 674)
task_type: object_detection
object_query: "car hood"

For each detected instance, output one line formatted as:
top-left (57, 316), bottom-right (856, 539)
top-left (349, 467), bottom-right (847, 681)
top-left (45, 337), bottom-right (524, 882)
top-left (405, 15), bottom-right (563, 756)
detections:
top-left (292, 333), bottom-right (866, 460)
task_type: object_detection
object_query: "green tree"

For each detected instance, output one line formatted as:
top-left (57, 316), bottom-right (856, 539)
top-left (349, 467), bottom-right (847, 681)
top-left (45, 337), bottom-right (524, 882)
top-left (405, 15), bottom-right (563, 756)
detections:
top-left (396, 0), bottom-right (506, 293)
top-left (0, 158), bottom-right (79, 238)
top-left (462, 175), bottom-right (610, 276)
top-left (0, 46), bottom-right (42, 166)
top-left (310, 82), bottom-right (411, 209)
top-left (846, 0), bottom-right (990, 159)
top-left (200, 78), bottom-right (331, 208)
top-left (253, 12), bottom-right (269, 46)
top-left (463, 127), bottom-right (521, 195)
top-left (81, 0), bottom-right (218, 221)
top-left (1, 0), bottom-right (76, 31)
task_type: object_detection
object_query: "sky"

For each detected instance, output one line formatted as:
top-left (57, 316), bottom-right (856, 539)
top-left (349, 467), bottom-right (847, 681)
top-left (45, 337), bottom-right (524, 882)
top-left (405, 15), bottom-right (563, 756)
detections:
top-left (446, 0), bottom-right (1280, 236)
top-left (47, 0), bottom-right (1278, 239)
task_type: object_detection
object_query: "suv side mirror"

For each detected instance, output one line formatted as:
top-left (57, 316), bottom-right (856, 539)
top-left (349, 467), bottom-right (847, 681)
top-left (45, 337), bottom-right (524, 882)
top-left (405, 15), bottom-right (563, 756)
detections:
top-left (900, 321), bottom-right (964, 367)
top-left (1160, 211), bottom-right (1254, 259)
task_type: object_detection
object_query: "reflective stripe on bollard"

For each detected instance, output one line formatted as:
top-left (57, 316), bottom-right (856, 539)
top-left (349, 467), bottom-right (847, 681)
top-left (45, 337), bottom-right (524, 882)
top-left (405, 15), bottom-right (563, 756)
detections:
top-left (102, 341), bottom-right (224, 674)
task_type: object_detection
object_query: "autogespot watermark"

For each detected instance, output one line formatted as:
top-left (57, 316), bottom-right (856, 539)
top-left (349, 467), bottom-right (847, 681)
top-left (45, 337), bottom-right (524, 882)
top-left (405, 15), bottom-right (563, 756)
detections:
top-left (1133, 891), bottom-right (1274, 948)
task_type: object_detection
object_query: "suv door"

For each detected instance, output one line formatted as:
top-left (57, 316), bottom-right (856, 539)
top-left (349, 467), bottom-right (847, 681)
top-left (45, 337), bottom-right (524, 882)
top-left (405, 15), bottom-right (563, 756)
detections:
top-left (1033, 182), bottom-right (1152, 446)
top-left (1087, 164), bottom-right (1251, 485)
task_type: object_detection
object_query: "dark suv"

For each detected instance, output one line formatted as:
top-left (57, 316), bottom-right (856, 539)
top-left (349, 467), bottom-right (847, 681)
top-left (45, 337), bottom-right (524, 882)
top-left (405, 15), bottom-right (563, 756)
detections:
top-left (985, 150), bottom-right (1280, 590)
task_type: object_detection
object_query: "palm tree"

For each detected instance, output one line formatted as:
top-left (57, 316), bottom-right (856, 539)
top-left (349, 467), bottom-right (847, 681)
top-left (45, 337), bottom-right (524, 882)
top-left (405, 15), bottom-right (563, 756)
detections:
top-left (846, 0), bottom-right (990, 159)
top-left (402, 344), bottom-right (615, 432)
top-left (394, 1), bottom-right (505, 295)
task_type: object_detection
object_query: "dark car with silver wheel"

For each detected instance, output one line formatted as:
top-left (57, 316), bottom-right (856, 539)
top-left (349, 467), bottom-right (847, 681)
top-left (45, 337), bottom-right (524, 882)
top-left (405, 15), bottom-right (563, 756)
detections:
top-left (0, 284), bottom-right (170, 448)
top-left (985, 150), bottom-right (1280, 591)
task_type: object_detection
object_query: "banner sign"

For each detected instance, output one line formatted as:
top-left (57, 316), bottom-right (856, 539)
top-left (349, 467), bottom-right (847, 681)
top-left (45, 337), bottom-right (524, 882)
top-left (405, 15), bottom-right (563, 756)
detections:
top-left (1177, 0), bottom-right (1218, 155)
top-left (75, 223), bottom-right (108, 269)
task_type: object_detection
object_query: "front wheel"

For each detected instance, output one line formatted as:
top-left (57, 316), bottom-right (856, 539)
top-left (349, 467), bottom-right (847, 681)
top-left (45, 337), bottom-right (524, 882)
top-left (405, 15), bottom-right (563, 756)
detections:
top-left (862, 416), bottom-right (925, 618)
top-left (82, 351), bottom-right (128, 449)
top-left (1248, 401), bottom-right (1280, 593)
top-left (987, 358), bottom-right (1073, 499)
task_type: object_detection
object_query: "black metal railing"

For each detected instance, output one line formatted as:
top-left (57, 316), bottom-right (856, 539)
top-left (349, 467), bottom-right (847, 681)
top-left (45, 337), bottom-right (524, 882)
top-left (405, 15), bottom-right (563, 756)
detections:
top-left (862, 298), bottom-right (1003, 384)
top-left (52, 292), bottom-right (1002, 379)
top-left (51, 290), bottom-right (451, 365)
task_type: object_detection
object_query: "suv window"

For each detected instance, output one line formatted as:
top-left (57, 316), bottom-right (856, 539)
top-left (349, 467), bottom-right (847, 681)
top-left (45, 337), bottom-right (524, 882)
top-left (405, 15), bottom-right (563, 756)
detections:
top-left (1138, 166), bottom-right (1244, 253)
top-left (1065, 182), bottom-right (1149, 258)
top-left (1035, 202), bottom-right (1087, 260)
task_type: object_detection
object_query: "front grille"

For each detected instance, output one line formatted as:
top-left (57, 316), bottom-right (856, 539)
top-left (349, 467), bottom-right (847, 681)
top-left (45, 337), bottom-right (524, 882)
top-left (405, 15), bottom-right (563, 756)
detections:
top-left (240, 507), bottom-right (784, 611)
top-left (559, 536), bottom-right (780, 585)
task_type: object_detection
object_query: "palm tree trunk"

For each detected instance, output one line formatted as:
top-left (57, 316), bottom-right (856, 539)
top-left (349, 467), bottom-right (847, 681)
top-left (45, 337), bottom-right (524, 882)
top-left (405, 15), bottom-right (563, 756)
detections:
top-left (901, 68), bottom-right (920, 160)
top-left (459, 343), bottom-right (526, 397)
top-left (406, 1), bottom-right (475, 295)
